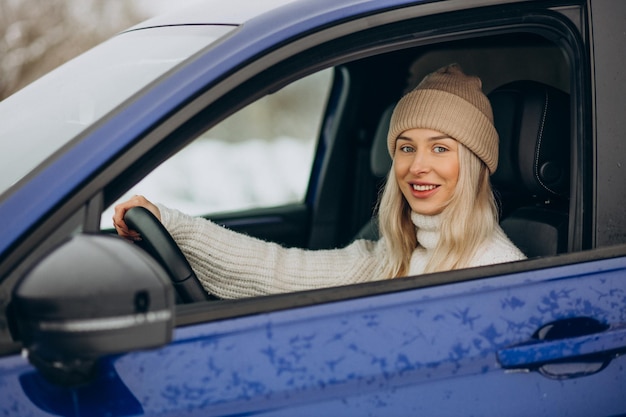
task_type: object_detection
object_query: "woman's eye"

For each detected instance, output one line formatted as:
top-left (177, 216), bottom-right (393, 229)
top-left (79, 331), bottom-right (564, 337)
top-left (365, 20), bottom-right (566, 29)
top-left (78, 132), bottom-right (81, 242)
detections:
top-left (433, 146), bottom-right (447, 153)
top-left (399, 145), bottom-right (414, 153)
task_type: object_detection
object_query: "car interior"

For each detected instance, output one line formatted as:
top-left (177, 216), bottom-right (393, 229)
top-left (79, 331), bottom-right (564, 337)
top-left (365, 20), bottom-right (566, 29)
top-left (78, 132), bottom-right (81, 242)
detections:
top-left (266, 32), bottom-right (573, 256)
top-left (101, 24), bottom-right (575, 305)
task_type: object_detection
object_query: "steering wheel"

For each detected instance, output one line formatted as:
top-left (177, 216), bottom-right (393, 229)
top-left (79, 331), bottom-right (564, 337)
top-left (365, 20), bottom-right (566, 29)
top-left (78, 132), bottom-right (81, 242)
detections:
top-left (123, 206), bottom-right (217, 303)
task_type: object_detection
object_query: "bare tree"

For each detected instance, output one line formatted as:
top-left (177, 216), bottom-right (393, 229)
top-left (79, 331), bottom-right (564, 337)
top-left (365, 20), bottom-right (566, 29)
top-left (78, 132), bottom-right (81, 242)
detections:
top-left (0, 0), bottom-right (145, 99)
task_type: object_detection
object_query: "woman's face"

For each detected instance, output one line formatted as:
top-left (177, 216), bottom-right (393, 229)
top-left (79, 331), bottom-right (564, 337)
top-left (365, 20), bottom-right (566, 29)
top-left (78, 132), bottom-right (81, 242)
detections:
top-left (393, 128), bottom-right (460, 216)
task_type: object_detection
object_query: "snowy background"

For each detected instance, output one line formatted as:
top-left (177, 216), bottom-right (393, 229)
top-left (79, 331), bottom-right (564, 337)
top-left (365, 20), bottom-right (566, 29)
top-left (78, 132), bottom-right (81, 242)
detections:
top-left (97, 34), bottom-right (332, 228)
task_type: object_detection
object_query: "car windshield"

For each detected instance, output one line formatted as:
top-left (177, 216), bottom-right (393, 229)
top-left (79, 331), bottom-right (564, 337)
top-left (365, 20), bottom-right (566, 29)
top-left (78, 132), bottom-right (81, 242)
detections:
top-left (0, 25), bottom-right (234, 196)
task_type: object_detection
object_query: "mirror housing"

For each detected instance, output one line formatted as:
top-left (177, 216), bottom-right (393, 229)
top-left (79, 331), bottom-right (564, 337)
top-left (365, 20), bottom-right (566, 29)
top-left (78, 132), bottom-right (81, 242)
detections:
top-left (10, 233), bottom-right (175, 386)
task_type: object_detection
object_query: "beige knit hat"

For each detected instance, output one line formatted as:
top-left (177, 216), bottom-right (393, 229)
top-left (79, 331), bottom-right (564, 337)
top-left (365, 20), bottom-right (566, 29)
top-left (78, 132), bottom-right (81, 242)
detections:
top-left (387, 64), bottom-right (499, 173)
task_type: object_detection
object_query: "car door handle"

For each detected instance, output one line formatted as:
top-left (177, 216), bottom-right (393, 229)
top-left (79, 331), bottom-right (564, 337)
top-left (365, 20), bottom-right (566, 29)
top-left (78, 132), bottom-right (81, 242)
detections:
top-left (497, 318), bottom-right (626, 372)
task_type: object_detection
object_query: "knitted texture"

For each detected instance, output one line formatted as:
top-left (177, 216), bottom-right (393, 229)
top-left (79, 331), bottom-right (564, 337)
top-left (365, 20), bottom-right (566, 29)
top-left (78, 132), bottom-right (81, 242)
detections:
top-left (387, 64), bottom-right (499, 173)
top-left (158, 205), bottom-right (525, 299)
top-left (407, 212), bottom-right (526, 276)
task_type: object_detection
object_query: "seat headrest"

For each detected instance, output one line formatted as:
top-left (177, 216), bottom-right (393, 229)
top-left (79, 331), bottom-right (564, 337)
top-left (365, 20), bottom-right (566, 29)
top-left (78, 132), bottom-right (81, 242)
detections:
top-left (489, 81), bottom-right (570, 199)
top-left (370, 104), bottom-right (394, 178)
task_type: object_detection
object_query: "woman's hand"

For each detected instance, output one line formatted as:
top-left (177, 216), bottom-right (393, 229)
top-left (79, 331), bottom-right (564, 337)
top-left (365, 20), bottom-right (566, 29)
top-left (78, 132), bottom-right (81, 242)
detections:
top-left (112, 195), bottom-right (161, 240)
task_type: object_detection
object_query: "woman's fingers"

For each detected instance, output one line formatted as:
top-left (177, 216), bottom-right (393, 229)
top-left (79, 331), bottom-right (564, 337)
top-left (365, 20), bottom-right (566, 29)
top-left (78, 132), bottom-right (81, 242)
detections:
top-left (112, 195), bottom-right (161, 239)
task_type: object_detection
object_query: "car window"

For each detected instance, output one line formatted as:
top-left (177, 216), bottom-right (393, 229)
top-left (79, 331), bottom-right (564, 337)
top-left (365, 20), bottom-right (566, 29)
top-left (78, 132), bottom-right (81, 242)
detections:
top-left (0, 25), bottom-right (234, 197)
top-left (101, 69), bottom-right (333, 227)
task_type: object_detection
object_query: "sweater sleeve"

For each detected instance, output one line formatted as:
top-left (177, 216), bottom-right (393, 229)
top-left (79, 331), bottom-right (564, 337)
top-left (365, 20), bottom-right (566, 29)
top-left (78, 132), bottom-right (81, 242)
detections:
top-left (157, 204), bottom-right (386, 299)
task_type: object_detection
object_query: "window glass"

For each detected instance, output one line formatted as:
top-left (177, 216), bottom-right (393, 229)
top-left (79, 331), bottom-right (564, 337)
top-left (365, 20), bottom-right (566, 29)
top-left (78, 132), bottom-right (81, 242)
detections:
top-left (101, 68), bottom-right (333, 227)
top-left (0, 25), bottom-right (233, 196)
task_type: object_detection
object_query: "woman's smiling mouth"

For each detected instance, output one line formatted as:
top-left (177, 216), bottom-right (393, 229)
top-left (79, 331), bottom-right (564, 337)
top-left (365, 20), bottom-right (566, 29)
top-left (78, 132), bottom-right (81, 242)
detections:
top-left (412, 183), bottom-right (439, 191)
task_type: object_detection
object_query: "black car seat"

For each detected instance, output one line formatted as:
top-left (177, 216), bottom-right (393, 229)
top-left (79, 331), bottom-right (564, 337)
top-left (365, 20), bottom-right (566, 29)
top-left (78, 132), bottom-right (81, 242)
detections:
top-left (489, 80), bottom-right (570, 258)
top-left (353, 104), bottom-right (394, 241)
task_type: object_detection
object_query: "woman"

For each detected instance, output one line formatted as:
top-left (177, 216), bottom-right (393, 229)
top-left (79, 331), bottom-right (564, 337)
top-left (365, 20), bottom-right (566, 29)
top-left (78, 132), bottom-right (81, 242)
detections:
top-left (113, 64), bottom-right (525, 299)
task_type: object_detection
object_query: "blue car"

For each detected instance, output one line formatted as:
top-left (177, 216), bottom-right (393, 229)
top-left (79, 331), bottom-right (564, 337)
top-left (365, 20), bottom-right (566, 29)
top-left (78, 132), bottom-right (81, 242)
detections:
top-left (1, 0), bottom-right (625, 415)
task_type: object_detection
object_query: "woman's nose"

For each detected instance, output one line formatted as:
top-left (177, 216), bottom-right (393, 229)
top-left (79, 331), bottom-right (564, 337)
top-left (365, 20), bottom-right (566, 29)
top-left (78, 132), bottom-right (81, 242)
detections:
top-left (409, 152), bottom-right (430, 174)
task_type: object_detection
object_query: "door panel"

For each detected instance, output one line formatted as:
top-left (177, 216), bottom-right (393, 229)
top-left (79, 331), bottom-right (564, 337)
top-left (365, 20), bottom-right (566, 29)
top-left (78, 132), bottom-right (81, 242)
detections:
top-left (2, 253), bottom-right (625, 416)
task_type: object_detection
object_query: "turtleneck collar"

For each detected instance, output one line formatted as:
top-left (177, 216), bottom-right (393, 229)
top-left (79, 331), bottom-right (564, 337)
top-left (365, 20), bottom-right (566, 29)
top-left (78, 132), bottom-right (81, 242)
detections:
top-left (411, 211), bottom-right (442, 250)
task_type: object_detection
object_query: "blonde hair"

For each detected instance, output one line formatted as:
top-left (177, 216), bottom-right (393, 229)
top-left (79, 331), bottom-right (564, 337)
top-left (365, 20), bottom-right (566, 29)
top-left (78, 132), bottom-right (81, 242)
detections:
top-left (377, 143), bottom-right (498, 278)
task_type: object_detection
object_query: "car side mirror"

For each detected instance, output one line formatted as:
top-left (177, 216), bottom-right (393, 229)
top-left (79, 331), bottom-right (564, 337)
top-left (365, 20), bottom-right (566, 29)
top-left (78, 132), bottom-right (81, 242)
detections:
top-left (9, 233), bottom-right (175, 386)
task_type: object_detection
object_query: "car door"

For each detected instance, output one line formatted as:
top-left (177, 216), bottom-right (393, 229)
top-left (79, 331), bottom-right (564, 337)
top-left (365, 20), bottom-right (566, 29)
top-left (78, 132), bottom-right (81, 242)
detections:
top-left (3, 248), bottom-right (626, 416)
top-left (1, 0), bottom-right (626, 416)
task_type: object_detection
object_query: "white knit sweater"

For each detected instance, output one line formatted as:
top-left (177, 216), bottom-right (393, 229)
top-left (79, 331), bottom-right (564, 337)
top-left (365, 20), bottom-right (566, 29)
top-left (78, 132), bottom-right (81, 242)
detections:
top-left (158, 205), bottom-right (525, 299)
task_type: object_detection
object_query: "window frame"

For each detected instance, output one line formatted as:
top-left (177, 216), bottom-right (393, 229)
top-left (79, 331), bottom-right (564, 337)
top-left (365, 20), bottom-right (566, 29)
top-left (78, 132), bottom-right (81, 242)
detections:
top-left (156, 5), bottom-right (591, 324)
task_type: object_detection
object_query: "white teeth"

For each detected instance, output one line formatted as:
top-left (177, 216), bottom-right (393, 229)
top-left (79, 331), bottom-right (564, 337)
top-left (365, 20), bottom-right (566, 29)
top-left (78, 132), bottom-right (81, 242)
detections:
top-left (413, 184), bottom-right (437, 191)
